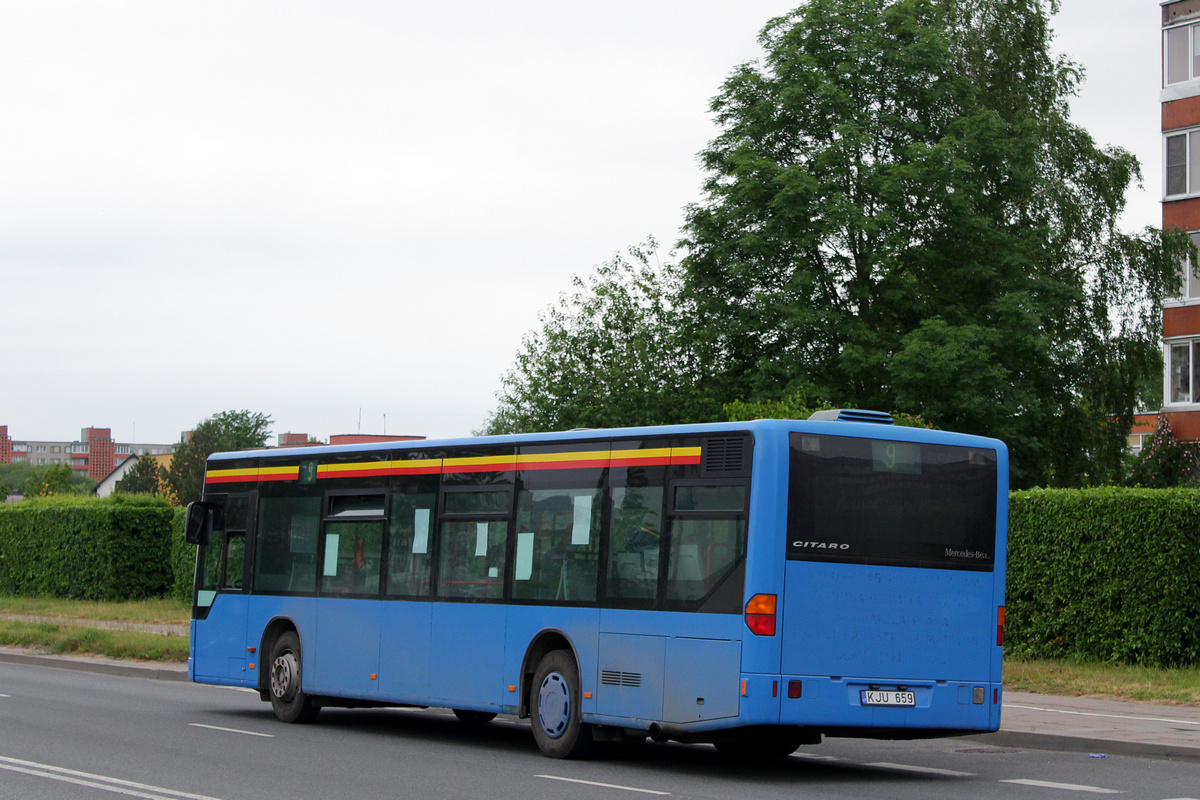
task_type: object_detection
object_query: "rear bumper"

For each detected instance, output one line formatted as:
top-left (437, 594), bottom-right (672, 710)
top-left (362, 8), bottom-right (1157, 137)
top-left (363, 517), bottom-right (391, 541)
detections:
top-left (771, 674), bottom-right (1002, 733)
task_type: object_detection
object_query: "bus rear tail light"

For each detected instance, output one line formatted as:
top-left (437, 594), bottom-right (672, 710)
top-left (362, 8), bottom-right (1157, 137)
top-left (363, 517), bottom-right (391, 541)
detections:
top-left (745, 594), bottom-right (777, 636)
top-left (997, 606), bottom-right (1005, 647)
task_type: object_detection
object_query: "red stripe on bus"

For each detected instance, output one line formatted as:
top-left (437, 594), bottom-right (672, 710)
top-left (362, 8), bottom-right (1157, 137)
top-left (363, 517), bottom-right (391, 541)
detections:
top-left (518, 458), bottom-right (610, 471)
top-left (608, 456), bottom-right (674, 467)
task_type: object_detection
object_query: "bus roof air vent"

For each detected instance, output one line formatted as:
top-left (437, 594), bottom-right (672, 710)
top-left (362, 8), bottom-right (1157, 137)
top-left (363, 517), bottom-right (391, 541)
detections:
top-left (702, 436), bottom-right (750, 476)
top-left (807, 409), bottom-right (894, 425)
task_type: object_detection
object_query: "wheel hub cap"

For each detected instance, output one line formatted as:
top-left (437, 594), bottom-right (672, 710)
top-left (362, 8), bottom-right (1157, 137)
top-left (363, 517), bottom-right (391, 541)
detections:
top-left (538, 671), bottom-right (570, 739)
top-left (271, 652), bottom-right (298, 701)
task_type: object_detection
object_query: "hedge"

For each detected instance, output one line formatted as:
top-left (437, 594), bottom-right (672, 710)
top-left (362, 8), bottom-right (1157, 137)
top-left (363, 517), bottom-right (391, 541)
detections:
top-left (0, 494), bottom-right (187, 601)
top-left (1007, 487), bottom-right (1200, 667)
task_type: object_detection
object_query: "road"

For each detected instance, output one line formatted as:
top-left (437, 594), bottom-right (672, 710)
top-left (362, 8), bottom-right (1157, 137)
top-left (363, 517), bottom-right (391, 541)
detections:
top-left (0, 662), bottom-right (1197, 800)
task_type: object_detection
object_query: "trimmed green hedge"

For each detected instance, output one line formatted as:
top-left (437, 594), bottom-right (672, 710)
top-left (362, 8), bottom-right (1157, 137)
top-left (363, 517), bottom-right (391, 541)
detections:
top-left (1008, 488), bottom-right (1200, 667)
top-left (0, 494), bottom-right (187, 601)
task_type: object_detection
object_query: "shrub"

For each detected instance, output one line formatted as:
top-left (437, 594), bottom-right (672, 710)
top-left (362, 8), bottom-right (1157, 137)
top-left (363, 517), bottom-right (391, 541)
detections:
top-left (0, 494), bottom-right (178, 601)
top-left (1007, 487), bottom-right (1200, 667)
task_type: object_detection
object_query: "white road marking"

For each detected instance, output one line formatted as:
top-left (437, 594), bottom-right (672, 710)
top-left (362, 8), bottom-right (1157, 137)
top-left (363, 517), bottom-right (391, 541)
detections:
top-left (865, 762), bottom-right (975, 777)
top-left (188, 723), bottom-right (274, 737)
top-left (1002, 779), bottom-right (1123, 794)
top-left (0, 755), bottom-right (225, 800)
top-left (1007, 704), bottom-right (1200, 727)
top-left (0, 693), bottom-right (10, 697)
top-left (792, 753), bottom-right (844, 761)
top-left (537, 774), bottom-right (670, 795)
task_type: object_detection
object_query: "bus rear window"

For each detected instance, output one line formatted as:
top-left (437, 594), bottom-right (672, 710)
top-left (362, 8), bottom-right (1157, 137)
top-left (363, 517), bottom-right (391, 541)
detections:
top-left (787, 433), bottom-right (997, 571)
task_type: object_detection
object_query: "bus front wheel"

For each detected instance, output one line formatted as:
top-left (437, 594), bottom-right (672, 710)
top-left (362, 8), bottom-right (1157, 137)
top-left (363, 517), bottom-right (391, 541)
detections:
top-left (530, 650), bottom-right (593, 759)
top-left (269, 631), bottom-right (320, 724)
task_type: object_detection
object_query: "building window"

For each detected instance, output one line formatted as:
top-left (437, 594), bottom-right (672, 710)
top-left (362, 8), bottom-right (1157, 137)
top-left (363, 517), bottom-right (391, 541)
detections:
top-left (1177, 232), bottom-right (1200, 300)
top-left (1169, 339), bottom-right (1200, 403)
top-left (1164, 22), bottom-right (1200, 85)
top-left (1165, 130), bottom-right (1200, 197)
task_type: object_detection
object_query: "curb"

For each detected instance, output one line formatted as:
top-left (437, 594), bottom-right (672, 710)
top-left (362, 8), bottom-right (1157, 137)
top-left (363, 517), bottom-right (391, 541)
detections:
top-left (0, 648), bottom-right (188, 682)
top-left (970, 730), bottom-right (1200, 763)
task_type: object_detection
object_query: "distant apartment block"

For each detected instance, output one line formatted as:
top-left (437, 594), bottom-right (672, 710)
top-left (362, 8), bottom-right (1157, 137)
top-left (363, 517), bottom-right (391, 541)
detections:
top-left (0, 425), bottom-right (176, 482)
top-left (1128, 0), bottom-right (1200, 452)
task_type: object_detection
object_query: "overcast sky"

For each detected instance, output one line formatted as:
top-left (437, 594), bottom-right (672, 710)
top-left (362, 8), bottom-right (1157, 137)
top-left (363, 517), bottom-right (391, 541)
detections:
top-left (0, 0), bottom-right (1166, 447)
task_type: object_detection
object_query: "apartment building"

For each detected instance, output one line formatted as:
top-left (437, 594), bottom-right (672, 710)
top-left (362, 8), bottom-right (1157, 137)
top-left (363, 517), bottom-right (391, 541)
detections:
top-left (0, 426), bottom-right (176, 482)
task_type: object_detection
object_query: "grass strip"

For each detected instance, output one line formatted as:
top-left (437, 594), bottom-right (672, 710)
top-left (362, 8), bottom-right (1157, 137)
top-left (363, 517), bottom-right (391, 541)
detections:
top-left (1004, 656), bottom-right (1200, 706)
top-left (0, 595), bottom-right (189, 625)
top-left (0, 620), bottom-right (188, 663)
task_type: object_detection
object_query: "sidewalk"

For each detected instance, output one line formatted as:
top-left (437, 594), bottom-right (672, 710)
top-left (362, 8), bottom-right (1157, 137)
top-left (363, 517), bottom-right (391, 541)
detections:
top-left (1, 646), bottom-right (1197, 760)
top-left (974, 691), bottom-right (1200, 762)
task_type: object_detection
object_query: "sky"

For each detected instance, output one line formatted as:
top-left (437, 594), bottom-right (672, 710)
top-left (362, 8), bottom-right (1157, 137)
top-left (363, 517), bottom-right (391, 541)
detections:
top-left (0, 0), bottom-right (1166, 447)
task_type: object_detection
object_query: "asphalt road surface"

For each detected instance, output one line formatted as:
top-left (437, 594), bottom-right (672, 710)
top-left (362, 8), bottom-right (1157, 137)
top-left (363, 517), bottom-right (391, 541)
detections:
top-left (1, 662), bottom-right (1197, 800)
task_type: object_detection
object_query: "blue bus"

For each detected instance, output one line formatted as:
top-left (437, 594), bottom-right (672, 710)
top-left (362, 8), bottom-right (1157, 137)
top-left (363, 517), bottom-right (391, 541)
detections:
top-left (185, 411), bottom-right (1007, 759)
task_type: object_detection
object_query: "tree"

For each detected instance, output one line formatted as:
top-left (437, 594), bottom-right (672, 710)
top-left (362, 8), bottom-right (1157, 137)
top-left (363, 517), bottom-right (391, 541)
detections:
top-left (114, 456), bottom-right (165, 496)
top-left (167, 410), bottom-right (273, 505)
top-left (679, 0), bottom-right (1191, 487)
top-left (22, 463), bottom-right (91, 497)
top-left (481, 240), bottom-right (728, 434)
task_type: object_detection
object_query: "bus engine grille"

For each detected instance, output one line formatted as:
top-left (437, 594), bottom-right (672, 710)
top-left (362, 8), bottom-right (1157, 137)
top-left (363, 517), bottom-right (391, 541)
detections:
top-left (601, 670), bottom-right (642, 687)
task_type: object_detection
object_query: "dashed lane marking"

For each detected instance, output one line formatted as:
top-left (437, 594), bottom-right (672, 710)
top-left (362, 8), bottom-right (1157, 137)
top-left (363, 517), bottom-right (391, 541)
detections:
top-left (865, 762), bottom-right (975, 777)
top-left (188, 723), bottom-right (274, 738)
top-left (537, 774), bottom-right (670, 795)
top-left (1001, 779), bottom-right (1123, 794)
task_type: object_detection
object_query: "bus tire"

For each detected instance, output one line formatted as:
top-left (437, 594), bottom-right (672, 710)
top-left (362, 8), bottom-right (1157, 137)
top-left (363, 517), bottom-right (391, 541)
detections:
top-left (530, 650), bottom-right (593, 759)
top-left (453, 709), bottom-right (497, 725)
top-left (269, 631), bottom-right (320, 724)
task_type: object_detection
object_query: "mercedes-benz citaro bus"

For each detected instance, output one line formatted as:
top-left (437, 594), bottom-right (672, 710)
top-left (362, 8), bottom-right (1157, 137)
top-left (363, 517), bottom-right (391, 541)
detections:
top-left (185, 411), bottom-right (1007, 759)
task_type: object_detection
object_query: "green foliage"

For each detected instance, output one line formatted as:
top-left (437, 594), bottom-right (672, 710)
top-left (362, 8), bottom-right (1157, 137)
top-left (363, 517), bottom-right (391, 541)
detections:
top-left (677, 0), bottom-right (1190, 488)
top-left (115, 457), bottom-right (166, 496)
top-left (0, 463), bottom-right (36, 494)
top-left (169, 506), bottom-right (193, 603)
top-left (167, 410), bottom-right (272, 505)
top-left (723, 389), bottom-right (932, 428)
top-left (1127, 416), bottom-right (1200, 488)
top-left (0, 494), bottom-right (180, 601)
top-left (481, 240), bottom-right (727, 434)
top-left (1007, 488), bottom-right (1200, 667)
top-left (724, 391), bottom-right (829, 422)
top-left (21, 463), bottom-right (93, 497)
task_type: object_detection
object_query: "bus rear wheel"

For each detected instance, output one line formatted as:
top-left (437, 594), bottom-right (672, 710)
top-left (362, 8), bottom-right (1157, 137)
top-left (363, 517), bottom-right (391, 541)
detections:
top-left (269, 631), bottom-right (320, 724)
top-left (530, 650), bottom-right (593, 759)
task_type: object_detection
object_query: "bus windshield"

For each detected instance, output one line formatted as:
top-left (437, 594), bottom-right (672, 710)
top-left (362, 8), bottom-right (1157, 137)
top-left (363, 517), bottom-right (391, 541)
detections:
top-left (786, 432), bottom-right (998, 571)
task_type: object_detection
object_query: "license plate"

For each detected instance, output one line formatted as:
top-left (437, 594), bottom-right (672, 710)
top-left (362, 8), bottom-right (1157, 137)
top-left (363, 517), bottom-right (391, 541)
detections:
top-left (860, 690), bottom-right (915, 707)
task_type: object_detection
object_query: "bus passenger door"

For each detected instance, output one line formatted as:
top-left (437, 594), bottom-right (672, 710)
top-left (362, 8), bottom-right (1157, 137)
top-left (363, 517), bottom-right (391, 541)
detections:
top-left (192, 492), bottom-right (255, 682)
top-left (311, 495), bottom-right (387, 695)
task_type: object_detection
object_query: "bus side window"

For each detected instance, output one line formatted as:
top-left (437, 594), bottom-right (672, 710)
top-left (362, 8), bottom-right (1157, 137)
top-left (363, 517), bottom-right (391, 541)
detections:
top-left (223, 534), bottom-right (245, 590)
top-left (387, 490), bottom-right (436, 597)
top-left (437, 519), bottom-right (507, 599)
top-left (513, 488), bottom-right (600, 603)
top-left (606, 486), bottom-right (664, 601)
top-left (196, 528), bottom-right (226, 608)
top-left (254, 496), bottom-right (320, 594)
top-left (665, 484), bottom-right (747, 605)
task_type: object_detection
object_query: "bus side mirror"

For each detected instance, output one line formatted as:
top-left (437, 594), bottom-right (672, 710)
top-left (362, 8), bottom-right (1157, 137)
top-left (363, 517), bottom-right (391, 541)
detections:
top-left (185, 501), bottom-right (216, 545)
